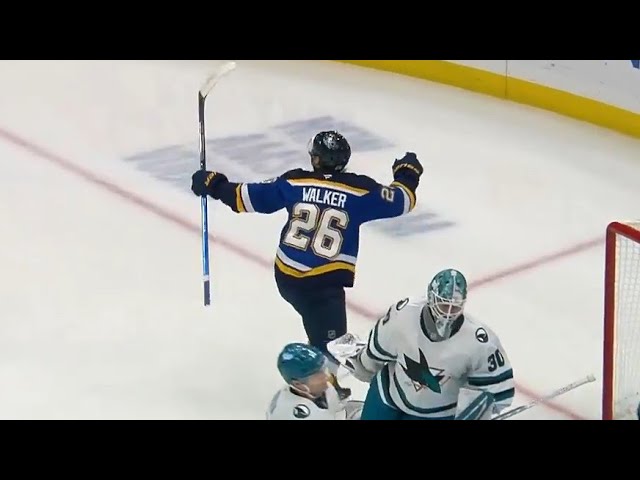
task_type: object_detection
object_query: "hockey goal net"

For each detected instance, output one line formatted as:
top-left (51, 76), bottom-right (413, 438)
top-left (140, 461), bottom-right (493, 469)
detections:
top-left (603, 221), bottom-right (640, 420)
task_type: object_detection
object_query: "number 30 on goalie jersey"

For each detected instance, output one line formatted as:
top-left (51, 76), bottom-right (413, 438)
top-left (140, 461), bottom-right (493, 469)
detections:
top-left (218, 168), bottom-right (418, 288)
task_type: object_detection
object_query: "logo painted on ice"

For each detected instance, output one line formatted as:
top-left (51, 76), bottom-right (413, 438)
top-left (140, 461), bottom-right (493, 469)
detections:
top-left (632, 60), bottom-right (640, 69)
top-left (122, 116), bottom-right (455, 239)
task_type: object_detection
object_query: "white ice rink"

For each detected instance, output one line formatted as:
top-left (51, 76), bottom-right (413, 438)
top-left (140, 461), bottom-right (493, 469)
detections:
top-left (1, 60), bottom-right (639, 419)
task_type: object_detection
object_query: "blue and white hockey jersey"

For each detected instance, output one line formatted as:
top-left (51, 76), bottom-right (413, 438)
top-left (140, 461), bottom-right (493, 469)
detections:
top-left (215, 168), bottom-right (418, 289)
top-left (266, 384), bottom-right (347, 420)
top-left (360, 297), bottom-right (515, 419)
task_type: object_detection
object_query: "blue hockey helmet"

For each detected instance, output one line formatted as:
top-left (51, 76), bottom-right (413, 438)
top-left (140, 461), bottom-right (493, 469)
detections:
top-left (277, 342), bottom-right (327, 384)
top-left (307, 130), bottom-right (351, 173)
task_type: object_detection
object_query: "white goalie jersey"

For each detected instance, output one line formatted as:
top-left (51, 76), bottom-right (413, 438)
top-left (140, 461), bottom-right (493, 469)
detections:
top-left (266, 384), bottom-right (362, 420)
top-left (359, 297), bottom-right (515, 419)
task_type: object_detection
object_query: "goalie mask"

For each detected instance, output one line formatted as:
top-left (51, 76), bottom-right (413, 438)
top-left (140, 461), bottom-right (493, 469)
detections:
top-left (426, 269), bottom-right (468, 338)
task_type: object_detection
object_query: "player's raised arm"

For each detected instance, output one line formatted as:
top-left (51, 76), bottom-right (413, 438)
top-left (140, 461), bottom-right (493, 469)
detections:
top-left (360, 152), bottom-right (424, 222)
top-left (349, 302), bottom-right (401, 382)
top-left (191, 170), bottom-right (286, 214)
top-left (465, 333), bottom-right (516, 415)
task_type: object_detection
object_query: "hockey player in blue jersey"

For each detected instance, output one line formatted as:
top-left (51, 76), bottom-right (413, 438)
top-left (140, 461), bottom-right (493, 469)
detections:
top-left (190, 130), bottom-right (423, 399)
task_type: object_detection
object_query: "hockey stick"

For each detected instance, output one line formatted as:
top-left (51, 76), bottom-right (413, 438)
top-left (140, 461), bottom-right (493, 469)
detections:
top-left (197, 61), bottom-right (236, 306)
top-left (492, 374), bottom-right (596, 420)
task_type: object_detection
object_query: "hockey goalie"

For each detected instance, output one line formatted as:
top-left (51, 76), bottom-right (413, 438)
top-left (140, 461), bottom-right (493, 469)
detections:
top-left (332, 268), bottom-right (516, 420)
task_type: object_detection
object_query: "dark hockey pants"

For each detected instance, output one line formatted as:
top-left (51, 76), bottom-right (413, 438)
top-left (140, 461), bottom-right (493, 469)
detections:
top-left (276, 282), bottom-right (347, 364)
top-left (360, 375), bottom-right (454, 420)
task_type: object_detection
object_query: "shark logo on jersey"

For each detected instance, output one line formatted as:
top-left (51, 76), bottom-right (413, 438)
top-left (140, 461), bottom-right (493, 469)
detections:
top-left (402, 350), bottom-right (447, 393)
top-left (475, 328), bottom-right (489, 343)
top-left (293, 404), bottom-right (311, 418)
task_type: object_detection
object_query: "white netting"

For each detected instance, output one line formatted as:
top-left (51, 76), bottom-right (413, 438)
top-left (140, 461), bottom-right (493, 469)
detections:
top-left (611, 221), bottom-right (640, 420)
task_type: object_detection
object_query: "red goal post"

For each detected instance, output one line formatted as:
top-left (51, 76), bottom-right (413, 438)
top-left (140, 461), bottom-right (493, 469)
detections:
top-left (603, 221), bottom-right (640, 420)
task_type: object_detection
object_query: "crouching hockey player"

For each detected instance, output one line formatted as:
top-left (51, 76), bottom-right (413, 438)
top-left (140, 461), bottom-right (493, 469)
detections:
top-left (341, 268), bottom-right (515, 420)
top-left (191, 130), bottom-right (423, 400)
top-left (266, 343), bottom-right (363, 420)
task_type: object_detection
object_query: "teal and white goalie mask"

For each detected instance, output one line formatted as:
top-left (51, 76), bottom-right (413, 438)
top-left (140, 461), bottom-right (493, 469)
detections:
top-left (426, 269), bottom-right (468, 338)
